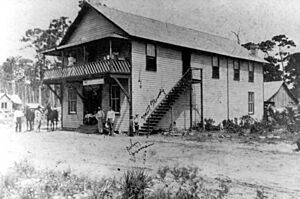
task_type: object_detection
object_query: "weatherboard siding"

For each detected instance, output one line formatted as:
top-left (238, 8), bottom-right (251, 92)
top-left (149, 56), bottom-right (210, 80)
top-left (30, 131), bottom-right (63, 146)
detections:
top-left (191, 52), bottom-right (228, 124)
top-left (66, 8), bottom-right (125, 45)
top-left (228, 61), bottom-right (264, 120)
top-left (269, 86), bottom-right (296, 108)
top-left (131, 41), bottom-right (182, 120)
top-left (62, 84), bottom-right (84, 129)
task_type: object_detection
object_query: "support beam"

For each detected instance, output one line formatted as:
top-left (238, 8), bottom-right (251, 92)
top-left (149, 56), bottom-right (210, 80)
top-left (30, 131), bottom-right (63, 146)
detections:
top-left (67, 83), bottom-right (87, 102)
top-left (46, 84), bottom-right (62, 102)
top-left (111, 76), bottom-right (131, 102)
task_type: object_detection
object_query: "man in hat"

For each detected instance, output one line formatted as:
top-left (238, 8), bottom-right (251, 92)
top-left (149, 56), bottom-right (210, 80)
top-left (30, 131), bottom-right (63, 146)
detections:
top-left (106, 107), bottom-right (115, 136)
top-left (96, 106), bottom-right (105, 134)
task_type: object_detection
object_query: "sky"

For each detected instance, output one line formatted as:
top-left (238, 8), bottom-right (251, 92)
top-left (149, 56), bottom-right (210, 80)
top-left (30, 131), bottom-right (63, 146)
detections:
top-left (1, 0), bottom-right (300, 63)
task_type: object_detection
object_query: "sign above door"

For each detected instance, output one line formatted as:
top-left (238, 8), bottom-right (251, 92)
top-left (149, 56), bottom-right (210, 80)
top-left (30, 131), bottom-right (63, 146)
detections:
top-left (83, 78), bottom-right (104, 86)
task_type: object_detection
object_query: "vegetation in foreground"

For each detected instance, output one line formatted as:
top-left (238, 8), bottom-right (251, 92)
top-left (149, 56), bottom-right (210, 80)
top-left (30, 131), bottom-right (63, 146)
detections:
top-left (0, 159), bottom-right (233, 199)
top-left (0, 159), bottom-right (273, 199)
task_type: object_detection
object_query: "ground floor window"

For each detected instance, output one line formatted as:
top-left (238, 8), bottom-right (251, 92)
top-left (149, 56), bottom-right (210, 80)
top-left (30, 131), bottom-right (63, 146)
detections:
top-left (68, 87), bottom-right (77, 114)
top-left (248, 92), bottom-right (254, 114)
top-left (110, 84), bottom-right (120, 113)
top-left (1, 102), bottom-right (7, 109)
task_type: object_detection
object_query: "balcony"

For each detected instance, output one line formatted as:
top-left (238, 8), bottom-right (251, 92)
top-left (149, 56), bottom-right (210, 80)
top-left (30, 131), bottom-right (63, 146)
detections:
top-left (43, 59), bottom-right (131, 84)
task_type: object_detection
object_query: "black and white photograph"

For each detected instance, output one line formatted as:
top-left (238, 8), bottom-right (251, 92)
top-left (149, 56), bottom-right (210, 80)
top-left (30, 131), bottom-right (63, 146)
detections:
top-left (0, 0), bottom-right (300, 198)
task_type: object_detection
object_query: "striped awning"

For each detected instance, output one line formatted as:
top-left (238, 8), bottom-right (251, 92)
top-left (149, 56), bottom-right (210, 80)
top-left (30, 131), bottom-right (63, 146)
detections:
top-left (44, 59), bottom-right (130, 81)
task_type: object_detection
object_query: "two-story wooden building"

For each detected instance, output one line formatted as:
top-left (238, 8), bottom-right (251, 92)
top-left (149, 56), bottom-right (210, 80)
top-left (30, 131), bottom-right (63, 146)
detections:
top-left (43, 1), bottom-right (266, 133)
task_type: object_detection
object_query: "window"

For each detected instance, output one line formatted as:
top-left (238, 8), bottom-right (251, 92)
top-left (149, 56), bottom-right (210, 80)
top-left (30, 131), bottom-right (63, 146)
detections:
top-left (1, 102), bottom-right (7, 109)
top-left (212, 56), bottom-right (219, 79)
top-left (68, 87), bottom-right (77, 114)
top-left (110, 85), bottom-right (121, 113)
top-left (248, 61), bottom-right (254, 82)
top-left (146, 43), bottom-right (157, 71)
top-left (248, 92), bottom-right (254, 114)
top-left (233, 60), bottom-right (240, 81)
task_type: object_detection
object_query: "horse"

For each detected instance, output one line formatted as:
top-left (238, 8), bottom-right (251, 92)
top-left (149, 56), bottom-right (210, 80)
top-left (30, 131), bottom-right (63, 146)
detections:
top-left (24, 106), bottom-right (35, 131)
top-left (44, 104), bottom-right (59, 131)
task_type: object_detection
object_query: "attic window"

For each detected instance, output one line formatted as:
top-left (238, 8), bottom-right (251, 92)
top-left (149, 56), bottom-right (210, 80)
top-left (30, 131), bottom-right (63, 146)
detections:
top-left (233, 60), bottom-right (240, 81)
top-left (212, 56), bottom-right (219, 79)
top-left (1, 102), bottom-right (7, 109)
top-left (248, 61), bottom-right (254, 82)
top-left (146, 43), bottom-right (157, 71)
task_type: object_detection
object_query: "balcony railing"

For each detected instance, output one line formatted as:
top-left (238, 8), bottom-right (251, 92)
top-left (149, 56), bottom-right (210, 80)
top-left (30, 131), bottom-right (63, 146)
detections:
top-left (43, 59), bottom-right (131, 82)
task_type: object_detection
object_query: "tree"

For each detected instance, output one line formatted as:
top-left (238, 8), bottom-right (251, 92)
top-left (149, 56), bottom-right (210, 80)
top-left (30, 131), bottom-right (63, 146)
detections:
top-left (285, 53), bottom-right (300, 97)
top-left (242, 35), bottom-right (296, 82)
top-left (21, 16), bottom-right (71, 105)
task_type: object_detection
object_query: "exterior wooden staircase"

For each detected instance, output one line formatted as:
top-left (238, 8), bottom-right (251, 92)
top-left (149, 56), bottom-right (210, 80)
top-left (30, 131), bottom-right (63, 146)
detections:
top-left (139, 69), bottom-right (192, 134)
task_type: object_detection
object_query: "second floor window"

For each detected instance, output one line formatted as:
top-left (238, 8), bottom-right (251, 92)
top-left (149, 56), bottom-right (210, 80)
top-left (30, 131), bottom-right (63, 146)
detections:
top-left (68, 87), bottom-right (77, 114)
top-left (248, 61), bottom-right (254, 82)
top-left (146, 43), bottom-right (157, 71)
top-left (212, 56), bottom-right (219, 79)
top-left (234, 60), bottom-right (240, 81)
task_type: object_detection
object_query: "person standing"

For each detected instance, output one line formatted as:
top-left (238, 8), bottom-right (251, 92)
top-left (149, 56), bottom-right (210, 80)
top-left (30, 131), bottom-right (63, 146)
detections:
top-left (134, 114), bottom-right (140, 136)
top-left (96, 107), bottom-right (105, 134)
top-left (106, 107), bottom-right (115, 136)
top-left (14, 107), bottom-right (23, 132)
top-left (34, 106), bottom-right (43, 132)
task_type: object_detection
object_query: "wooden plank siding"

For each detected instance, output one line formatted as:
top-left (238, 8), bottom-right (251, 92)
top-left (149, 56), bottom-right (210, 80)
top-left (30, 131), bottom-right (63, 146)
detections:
top-left (131, 41), bottom-right (182, 119)
top-left (62, 84), bottom-right (84, 128)
top-left (269, 86), bottom-right (296, 108)
top-left (65, 8), bottom-right (125, 46)
top-left (131, 39), bottom-right (264, 130)
top-left (62, 82), bottom-right (129, 132)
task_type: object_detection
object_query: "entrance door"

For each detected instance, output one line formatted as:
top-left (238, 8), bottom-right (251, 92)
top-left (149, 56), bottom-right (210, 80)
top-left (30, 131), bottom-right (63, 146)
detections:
top-left (182, 50), bottom-right (191, 75)
top-left (83, 85), bottom-right (102, 115)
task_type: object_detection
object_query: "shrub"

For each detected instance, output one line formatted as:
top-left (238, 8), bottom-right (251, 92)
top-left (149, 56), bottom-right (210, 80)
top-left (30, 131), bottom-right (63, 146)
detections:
top-left (121, 168), bottom-right (152, 199)
top-left (204, 118), bottom-right (220, 131)
top-left (222, 119), bottom-right (241, 134)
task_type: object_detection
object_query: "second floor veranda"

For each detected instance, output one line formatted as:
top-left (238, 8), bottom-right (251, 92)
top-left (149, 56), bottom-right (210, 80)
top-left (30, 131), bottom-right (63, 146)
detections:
top-left (42, 36), bottom-right (131, 84)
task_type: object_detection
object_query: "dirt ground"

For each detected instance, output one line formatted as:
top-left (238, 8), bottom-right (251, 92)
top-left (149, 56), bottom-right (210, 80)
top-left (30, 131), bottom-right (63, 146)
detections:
top-left (0, 123), bottom-right (300, 199)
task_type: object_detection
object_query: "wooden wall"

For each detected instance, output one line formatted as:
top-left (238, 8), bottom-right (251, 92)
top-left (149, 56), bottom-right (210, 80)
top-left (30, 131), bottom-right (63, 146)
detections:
top-left (269, 86), bottom-right (297, 108)
top-left (131, 40), bottom-right (264, 129)
top-left (65, 8), bottom-right (125, 45)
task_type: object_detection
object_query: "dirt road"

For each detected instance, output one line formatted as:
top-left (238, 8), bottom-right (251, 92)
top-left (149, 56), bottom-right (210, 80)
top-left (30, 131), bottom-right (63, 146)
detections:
top-left (0, 125), bottom-right (299, 198)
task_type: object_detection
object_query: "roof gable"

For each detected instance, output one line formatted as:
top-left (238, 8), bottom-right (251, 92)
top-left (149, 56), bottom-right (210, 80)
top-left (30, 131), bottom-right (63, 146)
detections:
top-left (0, 93), bottom-right (22, 104)
top-left (61, 5), bottom-right (126, 46)
top-left (264, 81), bottom-right (298, 103)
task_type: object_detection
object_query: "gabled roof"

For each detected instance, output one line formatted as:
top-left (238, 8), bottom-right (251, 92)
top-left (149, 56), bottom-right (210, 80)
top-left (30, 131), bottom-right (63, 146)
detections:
top-left (0, 93), bottom-right (22, 105)
top-left (45, 1), bottom-right (266, 63)
top-left (264, 81), bottom-right (298, 103)
top-left (85, 2), bottom-right (266, 63)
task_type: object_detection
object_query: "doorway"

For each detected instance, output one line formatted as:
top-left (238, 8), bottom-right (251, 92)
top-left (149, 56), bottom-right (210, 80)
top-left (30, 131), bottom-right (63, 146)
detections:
top-left (83, 85), bottom-right (102, 115)
top-left (182, 50), bottom-right (191, 75)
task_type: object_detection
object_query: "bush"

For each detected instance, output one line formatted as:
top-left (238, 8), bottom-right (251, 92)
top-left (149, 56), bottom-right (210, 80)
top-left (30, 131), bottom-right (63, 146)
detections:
top-left (222, 119), bottom-right (241, 134)
top-left (122, 168), bottom-right (152, 199)
top-left (148, 166), bottom-right (230, 199)
top-left (204, 118), bottom-right (220, 131)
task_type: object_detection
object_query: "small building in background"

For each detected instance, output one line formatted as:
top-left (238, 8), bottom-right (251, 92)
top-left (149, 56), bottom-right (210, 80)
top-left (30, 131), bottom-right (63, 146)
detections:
top-left (264, 81), bottom-right (298, 110)
top-left (0, 93), bottom-right (22, 113)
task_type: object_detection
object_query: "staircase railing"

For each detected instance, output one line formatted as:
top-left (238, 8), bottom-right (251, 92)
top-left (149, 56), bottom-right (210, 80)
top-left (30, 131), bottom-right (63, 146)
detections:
top-left (142, 68), bottom-right (192, 121)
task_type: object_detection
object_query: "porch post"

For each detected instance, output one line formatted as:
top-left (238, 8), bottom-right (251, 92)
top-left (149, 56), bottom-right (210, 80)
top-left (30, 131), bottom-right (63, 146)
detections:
top-left (83, 46), bottom-right (86, 64)
top-left (109, 39), bottom-right (112, 72)
top-left (190, 69), bottom-right (193, 130)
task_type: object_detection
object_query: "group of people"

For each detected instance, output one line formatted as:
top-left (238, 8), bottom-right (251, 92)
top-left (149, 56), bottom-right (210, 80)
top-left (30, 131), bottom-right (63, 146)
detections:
top-left (90, 106), bottom-right (141, 136)
top-left (14, 106), bottom-right (43, 133)
top-left (94, 106), bottom-right (115, 136)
